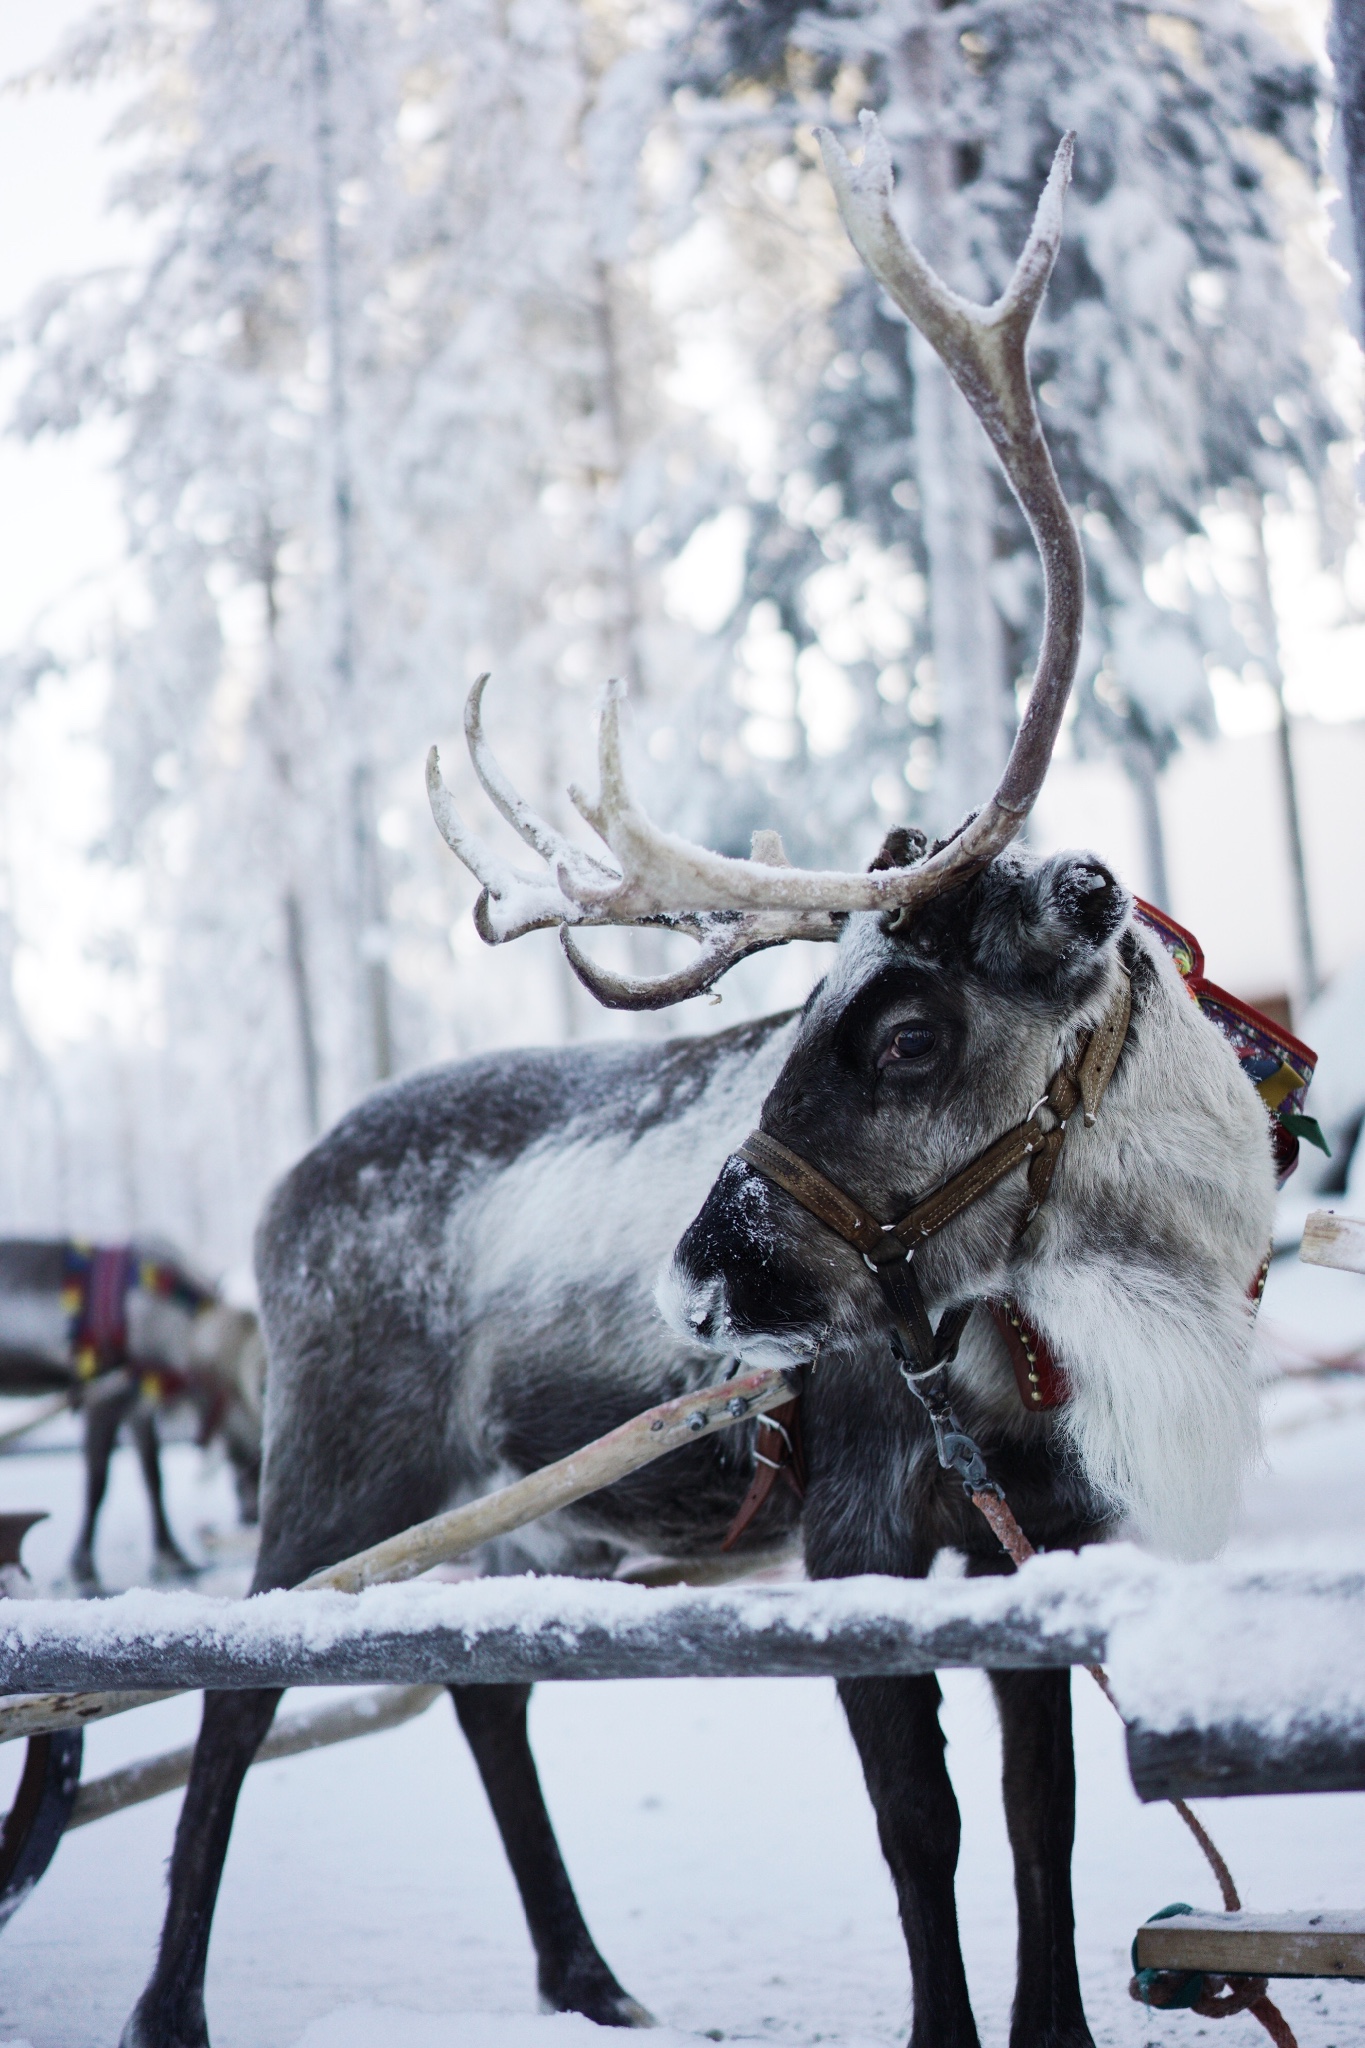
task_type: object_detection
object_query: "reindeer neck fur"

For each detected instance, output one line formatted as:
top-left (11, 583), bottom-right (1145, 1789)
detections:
top-left (1006, 924), bottom-right (1274, 1558)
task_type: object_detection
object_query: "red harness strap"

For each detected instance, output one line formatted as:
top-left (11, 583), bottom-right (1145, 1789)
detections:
top-left (70, 1246), bottom-right (137, 1381)
top-left (721, 1397), bottom-right (807, 1550)
top-left (987, 1300), bottom-right (1070, 1411)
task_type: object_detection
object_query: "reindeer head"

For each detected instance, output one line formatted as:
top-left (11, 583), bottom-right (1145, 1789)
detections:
top-left (661, 857), bottom-right (1276, 1560)
top-left (664, 848), bottom-right (1131, 1360)
top-left (426, 121), bottom-right (1277, 1558)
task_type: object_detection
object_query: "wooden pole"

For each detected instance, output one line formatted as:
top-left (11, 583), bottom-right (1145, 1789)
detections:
top-left (0, 1397), bottom-right (70, 1454)
top-left (303, 1363), bottom-right (797, 1593)
top-left (0, 1363), bottom-right (797, 1742)
top-left (0, 1689), bottom-right (173, 1743)
top-left (1301, 1211), bottom-right (1365, 1275)
top-left (0, 1577), bottom-right (1109, 1698)
top-left (67, 1685), bottom-right (442, 1830)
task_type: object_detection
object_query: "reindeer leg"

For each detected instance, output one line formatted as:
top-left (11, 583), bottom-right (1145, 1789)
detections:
top-left (121, 1687), bottom-right (282, 2048)
top-left (71, 1374), bottom-right (136, 1587)
top-left (989, 1669), bottom-right (1092, 2048)
top-left (130, 1405), bottom-right (197, 1576)
top-left (449, 1684), bottom-right (652, 2028)
top-left (838, 1674), bottom-right (980, 2048)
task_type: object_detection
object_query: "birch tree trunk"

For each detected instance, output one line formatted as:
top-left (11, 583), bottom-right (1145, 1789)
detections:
top-left (893, 21), bottom-right (1009, 836)
top-left (283, 889), bottom-right (322, 1136)
top-left (304, 0), bottom-right (393, 1087)
top-left (1247, 494), bottom-right (1318, 1006)
top-left (259, 536), bottom-right (324, 1137)
top-left (1122, 737), bottom-right (1172, 913)
top-left (1330, 0), bottom-right (1365, 343)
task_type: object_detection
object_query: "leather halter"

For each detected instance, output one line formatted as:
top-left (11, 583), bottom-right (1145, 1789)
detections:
top-left (735, 967), bottom-right (1133, 1390)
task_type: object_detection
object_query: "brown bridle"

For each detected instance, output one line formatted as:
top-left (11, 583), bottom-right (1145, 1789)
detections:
top-left (735, 966), bottom-right (1133, 1402)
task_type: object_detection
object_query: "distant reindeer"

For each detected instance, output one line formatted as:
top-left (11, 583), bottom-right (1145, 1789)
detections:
top-left (0, 1239), bottom-right (263, 1584)
top-left (122, 127), bottom-right (1286, 2048)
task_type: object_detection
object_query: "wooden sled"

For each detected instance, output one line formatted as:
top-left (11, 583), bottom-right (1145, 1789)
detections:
top-left (1128, 1211), bottom-right (1365, 2028)
top-left (0, 1366), bottom-right (795, 1930)
top-left (1136, 1911), bottom-right (1365, 1980)
top-left (0, 1515), bottom-right (82, 1930)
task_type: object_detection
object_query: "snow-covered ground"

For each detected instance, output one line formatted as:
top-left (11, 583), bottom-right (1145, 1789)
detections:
top-left (0, 1254), bottom-right (1363, 2048)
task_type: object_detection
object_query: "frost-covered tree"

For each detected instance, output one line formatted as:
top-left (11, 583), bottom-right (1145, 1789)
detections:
top-left (671, 0), bottom-right (1342, 887)
top-left (1332, 0), bottom-right (1365, 341)
top-left (1, 0), bottom-right (715, 1261)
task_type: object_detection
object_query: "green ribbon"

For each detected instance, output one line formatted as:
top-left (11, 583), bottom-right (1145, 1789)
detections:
top-left (1277, 1108), bottom-right (1331, 1156)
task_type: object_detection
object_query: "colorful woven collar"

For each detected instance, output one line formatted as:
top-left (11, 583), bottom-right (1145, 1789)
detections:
top-left (1133, 900), bottom-right (1325, 1185)
top-left (59, 1241), bottom-right (215, 1382)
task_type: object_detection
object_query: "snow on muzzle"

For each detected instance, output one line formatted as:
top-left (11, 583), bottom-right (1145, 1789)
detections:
top-left (659, 1152), bottom-right (827, 1365)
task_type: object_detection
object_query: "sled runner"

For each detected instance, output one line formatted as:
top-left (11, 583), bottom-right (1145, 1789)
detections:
top-left (0, 1515), bottom-right (82, 1931)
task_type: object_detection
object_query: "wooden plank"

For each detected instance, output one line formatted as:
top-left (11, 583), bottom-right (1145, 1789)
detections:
top-left (0, 1689), bottom-right (175, 1744)
top-left (1136, 1911), bottom-right (1365, 1979)
top-left (304, 1363), bottom-right (799, 1594)
top-left (0, 1363), bottom-right (797, 1743)
top-left (0, 1578), bottom-right (1108, 1708)
top-left (1301, 1210), bottom-right (1365, 1275)
top-left (1126, 1720), bottom-right (1365, 1801)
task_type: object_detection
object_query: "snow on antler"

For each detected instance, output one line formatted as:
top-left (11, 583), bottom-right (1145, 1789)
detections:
top-left (426, 679), bottom-right (842, 1006)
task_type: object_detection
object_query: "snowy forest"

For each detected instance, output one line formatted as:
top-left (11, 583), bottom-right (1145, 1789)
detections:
top-left (11, 7), bottom-right (1365, 2047)
top-left (0, 0), bottom-right (1361, 1279)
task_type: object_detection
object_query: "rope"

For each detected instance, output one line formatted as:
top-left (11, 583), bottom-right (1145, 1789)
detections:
top-left (969, 1485), bottom-right (1297, 2048)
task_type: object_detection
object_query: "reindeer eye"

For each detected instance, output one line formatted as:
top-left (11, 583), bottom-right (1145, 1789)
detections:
top-left (880, 1026), bottom-right (936, 1067)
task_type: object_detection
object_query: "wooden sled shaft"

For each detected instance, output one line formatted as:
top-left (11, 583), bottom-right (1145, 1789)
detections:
top-left (67, 1685), bottom-right (442, 1830)
top-left (0, 1362), bottom-right (797, 1743)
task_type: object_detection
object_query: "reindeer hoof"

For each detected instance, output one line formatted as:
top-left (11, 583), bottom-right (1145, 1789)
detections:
top-left (613, 1998), bottom-right (656, 2028)
top-left (151, 1549), bottom-right (201, 1583)
top-left (538, 1969), bottom-right (655, 2028)
top-left (119, 1992), bottom-right (209, 2048)
top-left (67, 1554), bottom-right (100, 1595)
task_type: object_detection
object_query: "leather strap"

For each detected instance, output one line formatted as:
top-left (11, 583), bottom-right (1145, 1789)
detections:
top-left (893, 1116), bottom-right (1049, 1248)
top-left (1076, 970), bottom-right (1131, 1125)
top-left (736, 1131), bottom-right (886, 1258)
top-left (740, 968), bottom-right (1131, 1263)
top-left (721, 1396), bottom-right (807, 1551)
top-left (734, 967), bottom-right (1132, 1405)
top-left (987, 1299), bottom-right (1070, 1410)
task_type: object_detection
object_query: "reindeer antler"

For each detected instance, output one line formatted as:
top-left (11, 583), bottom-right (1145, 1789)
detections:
top-left (819, 116), bottom-right (1083, 826)
top-left (428, 118), bottom-right (1084, 1008)
top-left (427, 677), bottom-right (842, 1007)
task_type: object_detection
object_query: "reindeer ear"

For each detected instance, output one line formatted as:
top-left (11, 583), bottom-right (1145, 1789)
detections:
top-left (867, 826), bottom-right (928, 873)
top-left (1045, 856), bottom-right (1128, 948)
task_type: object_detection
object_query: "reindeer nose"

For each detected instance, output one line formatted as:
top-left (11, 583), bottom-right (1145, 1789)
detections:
top-left (685, 1274), bottom-right (728, 1340)
top-left (657, 1259), bottom-right (731, 1351)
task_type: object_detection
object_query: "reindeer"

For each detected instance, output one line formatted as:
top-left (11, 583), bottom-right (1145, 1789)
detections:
top-left (121, 125), bottom-right (1278, 2048)
top-left (0, 1239), bottom-right (264, 1584)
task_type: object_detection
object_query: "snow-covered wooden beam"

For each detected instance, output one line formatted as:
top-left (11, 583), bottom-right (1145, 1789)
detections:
top-left (2, 1548), bottom-right (1364, 1809)
top-left (1300, 1209), bottom-right (1365, 1274)
top-left (1126, 1717), bottom-right (1365, 1801)
top-left (68, 1684), bottom-right (442, 1830)
top-left (1104, 1547), bottom-right (1365, 1800)
top-left (0, 1568), bottom-right (1108, 1703)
